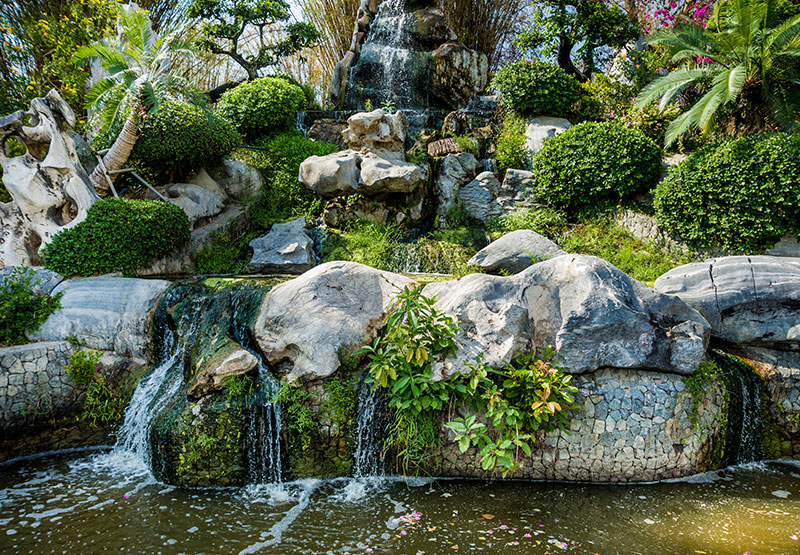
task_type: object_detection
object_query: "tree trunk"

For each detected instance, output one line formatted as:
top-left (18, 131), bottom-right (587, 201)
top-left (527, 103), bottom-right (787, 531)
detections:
top-left (89, 101), bottom-right (141, 197)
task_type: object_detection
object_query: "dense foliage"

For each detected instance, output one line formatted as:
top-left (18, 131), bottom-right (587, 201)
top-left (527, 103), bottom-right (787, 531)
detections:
top-left (217, 77), bottom-right (307, 139)
top-left (492, 60), bottom-right (580, 117)
top-left (43, 199), bottom-right (191, 277)
top-left (187, 0), bottom-right (320, 81)
top-left (94, 100), bottom-right (241, 182)
top-left (495, 112), bottom-right (530, 175)
top-left (532, 122), bottom-right (662, 210)
top-left (0, 0), bottom-right (118, 117)
top-left (636, 0), bottom-right (800, 145)
top-left (358, 288), bottom-right (580, 477)
top-left (0, 267), bottom-right (62, 346)
top-left (235, 130), bottom-right (338, 227)
top-left (655, 133), bottom-right (800, 252)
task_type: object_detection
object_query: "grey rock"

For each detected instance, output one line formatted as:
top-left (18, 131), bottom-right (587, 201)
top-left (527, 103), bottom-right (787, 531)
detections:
top-left (247, 217), bottom-right (317, 274)
top-left (502, 169), bottom-right (535, 195)
top-left (434, 153), bottom-right (480, 221)
top-left (342, 109), bottom-right (409, 152)
top-left (458, 171), bottom-right (503, 224)
top-left (0, 266), bottom-right (63, 295)
top-left (166, 183), bottom-right (225, 224)
top-left (29, 277), bottom-right (171, 360)
top-left (766, 234), bottom-right (800, 257)
top-left (358, 152), bottom-right (429, 195)
top-left (469, 229), bottom-right (566, 274)
top-left (424, 254), bottom-right (709, 376)
top-left (524, 116), bottom-right (572, 154)
top-left (654, 255), bottom-right (800, 349)
top-left (299, 150), bottom-right (362, 197)
top-left (208, 159), bottom-right (264, 198)
top-left (254, 261), bottom-right (415, 380)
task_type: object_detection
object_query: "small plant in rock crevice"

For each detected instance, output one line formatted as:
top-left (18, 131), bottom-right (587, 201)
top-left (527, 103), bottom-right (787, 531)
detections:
top-left (64, 349), bottom-right (123, 426)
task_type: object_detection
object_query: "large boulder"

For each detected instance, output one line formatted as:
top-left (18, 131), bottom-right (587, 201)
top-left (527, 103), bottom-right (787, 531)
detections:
top-left (247, 217), bottom-right (317, 274)
top-left (254, 261), bottom-right (415, 380)
top-left (29, 277), bottom-right (171, 360)
top-left (458, 171), bottom-right (504, 224)
top-left (430, 43), bottom-right (490, 110)
top-left (166, 183), bottom-right (225, 224)
top-left (524, 117), bottom-right (572, 154)
top-left (654, 256), bottom-right (800, 349)
top-left (469, 229), bottom-right (566, 274)
top-left (342, 109), bottom-right (409, 152)
top-left (359, 152), bottom-right (429, 194)
top-left (299, 150), bottom-right (362, 197)
top-left (208, 158), bottom-right (264, 198)
top-left (434, 153), bottom-right (480, 220)
top-left (423, 254), bottom-right (710, 376)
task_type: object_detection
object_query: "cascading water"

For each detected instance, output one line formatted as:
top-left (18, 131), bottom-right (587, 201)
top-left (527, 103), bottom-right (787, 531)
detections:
top-left (712, 350), bottom-right (764, 465)
top-left (352, 377), bottom-right (387, 477)
top-left (230, 290), bottom-right (285, 484)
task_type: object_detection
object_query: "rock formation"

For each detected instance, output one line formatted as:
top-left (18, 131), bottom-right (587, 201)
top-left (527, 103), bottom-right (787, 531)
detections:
top-left (330, 0), bottom-right (488, 110)
top-left (247, 217), bottom-right (317, 274)
top-left (0, 90), bottom-right (98, 266)
top-left (468, 229), bottom-right (566, 274)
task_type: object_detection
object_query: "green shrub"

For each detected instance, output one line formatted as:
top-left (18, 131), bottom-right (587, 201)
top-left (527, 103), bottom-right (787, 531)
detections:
top-left (626, 103), bottom-right (683, 147)
top-left (131, 100), bottom-right (241, 179)
top-left (654, 133), bottom-right (800, 253)
top-left (43, 198), bottom-right (191, 276)
top-left (235, 130), bottom-right (338, 228)
top-left (487, 206), bottom-right (568, 239)
top-left (492, 60), bottom-right (580, 118)
top-left (532, 122), bottom-right (662, 211)
top-left (0, 267), bottom-right (62, 346)
top-left (217, 77), bottom-right (307, 139)
top-left (575, 73), bottom-right (636, 122)
top-left (495, 112), bottom-right (530, 175)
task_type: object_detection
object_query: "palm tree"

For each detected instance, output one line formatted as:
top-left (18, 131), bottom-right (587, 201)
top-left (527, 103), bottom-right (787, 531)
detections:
top-left (74, 8), bottom-right (197, 196)
top-left (635, 0), bottom-right (800, 146)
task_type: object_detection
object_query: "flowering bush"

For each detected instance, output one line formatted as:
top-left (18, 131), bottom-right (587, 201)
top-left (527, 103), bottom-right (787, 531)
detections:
top-left (0, 267), bottom-right (62, 346)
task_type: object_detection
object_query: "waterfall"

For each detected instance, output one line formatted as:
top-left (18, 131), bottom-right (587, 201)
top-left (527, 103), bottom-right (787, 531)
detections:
top-left (295, 111), bottom-right (308, 137)
top-left (352, 377), bottom-right (387, 477)
top-left (230, 290), bottom-right (285, 484)
top-left (712, 350), bottom-right (764, 465)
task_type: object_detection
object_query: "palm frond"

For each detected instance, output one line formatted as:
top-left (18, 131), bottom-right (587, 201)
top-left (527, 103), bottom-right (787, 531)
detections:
top-left (634, 68), bottom-right (709, 110)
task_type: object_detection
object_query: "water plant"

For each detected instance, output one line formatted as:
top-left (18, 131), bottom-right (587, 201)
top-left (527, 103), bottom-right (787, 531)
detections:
top-left (65, 349), bottom-right (123, 426)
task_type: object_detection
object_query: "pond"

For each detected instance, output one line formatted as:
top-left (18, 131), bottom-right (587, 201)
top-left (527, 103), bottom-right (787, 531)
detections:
top-left (1, 449), bottom-right (798, 554)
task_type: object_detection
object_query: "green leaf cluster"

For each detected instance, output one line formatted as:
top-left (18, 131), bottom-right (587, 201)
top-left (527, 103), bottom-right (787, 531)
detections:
top-left (274, 385), bottom-right (315, 451)
top-left (531, 121), bottom-right (662, 211)
top-left (446, 347), bottom-right (579, 477)
top-left (217, 77), bottom-right (307, 140)
top-left (495, 111), bottom-right (531, 175)
top-left (43, 198), bottom-right (191, 277)
top-left (492, 60), bottom-right (580, 118)
top-left (654, 132), bottom-right (800, 253)
top-left (0, 267), bottom-right (63, 346)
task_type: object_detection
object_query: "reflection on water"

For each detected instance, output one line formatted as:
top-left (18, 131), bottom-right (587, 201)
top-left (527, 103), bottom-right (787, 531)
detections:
top-left (0, 450), bottom-right (799, 554)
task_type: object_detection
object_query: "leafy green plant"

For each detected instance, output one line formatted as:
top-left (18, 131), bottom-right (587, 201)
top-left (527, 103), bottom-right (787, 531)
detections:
top-left (274, 384), bottom-right (315, 451)
top-left (531, 121), bottom-right (662, 211)
top-left (356, 287), bottom-right (463, 473)
top-left (487, 206), bottom-right (568, 239)
top-left (196, 232), bottom-right (247, 275)
top-left (65, 350), bottom-right (123, 426)
top-left (492, 60), bottom-right (580, 117)
top-left (43, 198), bottom-right (191, 277)
top-left (453, 135), bottom-right (479, 157)
top-left (575, 73), bottom-right (636, 122)
top-left (635, 0), bottom-right (800, 146)
top-left (495, 111), bottom-right (530, 175)
top-left (217, 77), bottom-right (307, 139)
top-left (654, 132), bottom-right (800, 253)
top-left (0, 267), bottom-right (62, 346)
top-left (446, 348), bottom-right (579, 477)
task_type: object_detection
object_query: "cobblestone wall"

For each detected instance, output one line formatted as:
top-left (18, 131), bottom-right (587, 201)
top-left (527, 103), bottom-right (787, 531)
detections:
top-left (434, 369), bottom-right (726, 482)
top-left (0, 341), bottom-right (79, 436)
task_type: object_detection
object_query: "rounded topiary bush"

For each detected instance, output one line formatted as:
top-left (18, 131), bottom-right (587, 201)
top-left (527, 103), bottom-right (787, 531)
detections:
top-left (43, 199), bottom-right (191, 276)
top-left (492, 60), bottom-right (580, 118)
top-left (133, 100), bottom-right (241, 173)
top-left (217, 77), bottom-right (307, 139)
top-left (531, 122), bottom-right (662, 210)
top-left (655, 133), bottom-right (800, 253)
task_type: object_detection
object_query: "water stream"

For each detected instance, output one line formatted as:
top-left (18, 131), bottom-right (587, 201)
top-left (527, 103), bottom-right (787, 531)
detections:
top-left (352, 377), bottom-right (387, 478)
